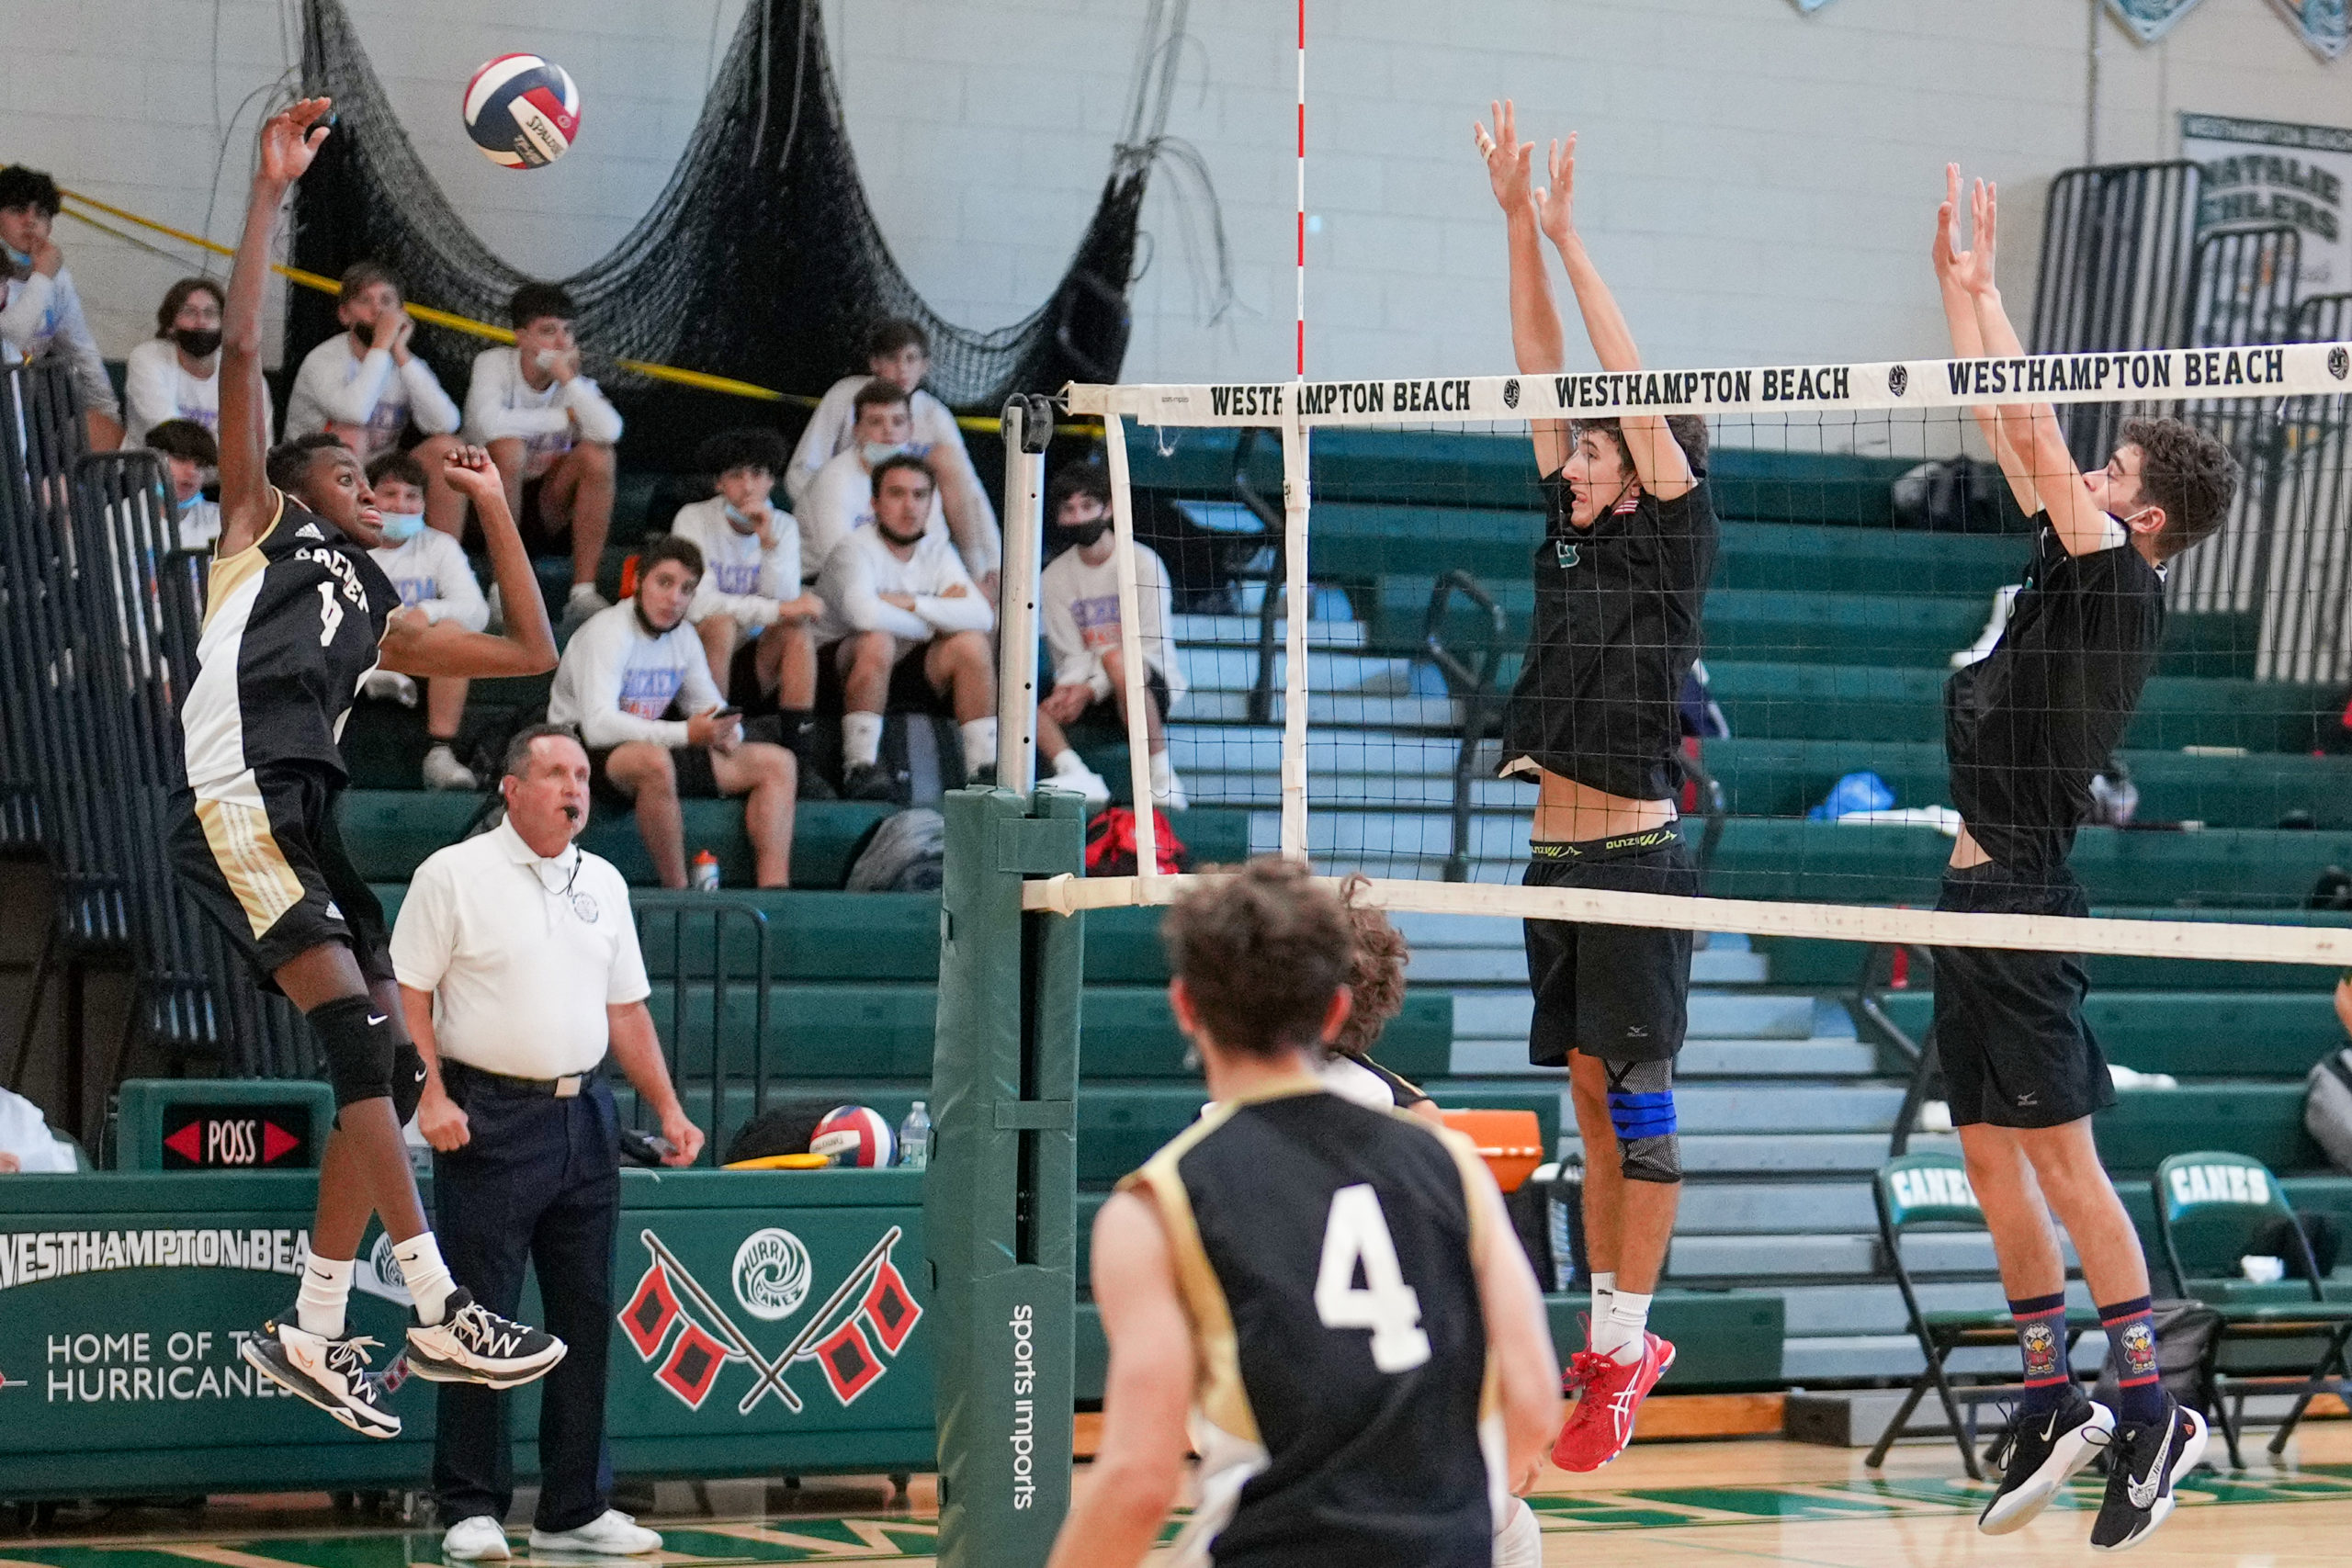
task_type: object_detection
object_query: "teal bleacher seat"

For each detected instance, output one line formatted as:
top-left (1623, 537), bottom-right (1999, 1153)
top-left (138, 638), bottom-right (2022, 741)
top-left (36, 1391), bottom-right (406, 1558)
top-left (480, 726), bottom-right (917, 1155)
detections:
top-left (1877, 990), bottom-right (2349, 1080)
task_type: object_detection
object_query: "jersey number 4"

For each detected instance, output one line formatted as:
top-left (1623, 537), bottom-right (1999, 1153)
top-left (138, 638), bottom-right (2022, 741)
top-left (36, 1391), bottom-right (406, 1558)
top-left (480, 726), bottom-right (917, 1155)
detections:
top-left (1314, 1184), bottom-right (1430, 1372)
top-left (315, 582), bottom-right (345, 647)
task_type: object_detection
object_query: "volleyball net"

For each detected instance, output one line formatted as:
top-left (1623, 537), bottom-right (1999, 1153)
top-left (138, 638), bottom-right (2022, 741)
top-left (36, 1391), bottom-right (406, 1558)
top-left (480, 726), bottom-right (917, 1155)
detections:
top-left (994, 340), bottom-right (2352, 966)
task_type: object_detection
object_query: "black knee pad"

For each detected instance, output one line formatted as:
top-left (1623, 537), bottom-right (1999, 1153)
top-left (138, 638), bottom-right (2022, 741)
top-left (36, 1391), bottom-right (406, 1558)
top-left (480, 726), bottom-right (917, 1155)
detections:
top-left (1607, 1058), bottom-right (1683, 1186)
top-left (390, 1042), bottom-right (427, 1125)
top-left (308, 995), bottom-right (401, 1112)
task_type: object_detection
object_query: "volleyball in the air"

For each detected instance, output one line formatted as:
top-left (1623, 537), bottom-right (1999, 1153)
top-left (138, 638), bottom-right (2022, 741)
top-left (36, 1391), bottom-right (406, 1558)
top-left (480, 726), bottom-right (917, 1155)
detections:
top-left (810, 1105), bottom-right (895, 1168)
top-left (462, 54), bottom-right (581, 169)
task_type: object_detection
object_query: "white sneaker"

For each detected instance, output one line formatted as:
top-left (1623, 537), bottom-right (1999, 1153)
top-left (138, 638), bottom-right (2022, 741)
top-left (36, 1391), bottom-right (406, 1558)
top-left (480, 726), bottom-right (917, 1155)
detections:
top-left (566, 583), bottom-right (612, 618)
top-left (1950, 584), bottom-right (2019, 668)
top-left (529, 1510), bottom-right (662, 1557)
top-left (1149, 756), bottom-right (1188, 812)
top-left (1050, 758), bottom-right (1113, 810)
top-left (441, 1516), bottom-right (511, 1562)
top-left (1492, 1495), bottom-right (1543, 1568)
top-left (362, 669), bottom-right (420, 706)
top-left (423, 744), bottom-right (480, 792)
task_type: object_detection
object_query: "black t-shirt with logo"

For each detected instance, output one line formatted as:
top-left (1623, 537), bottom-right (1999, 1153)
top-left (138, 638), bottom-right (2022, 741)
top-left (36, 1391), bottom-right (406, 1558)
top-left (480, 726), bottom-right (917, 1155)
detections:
top-left (1500, 473), bottom-right (1718, 800)
top-left (1945, 515), bottom-right (2166, 875)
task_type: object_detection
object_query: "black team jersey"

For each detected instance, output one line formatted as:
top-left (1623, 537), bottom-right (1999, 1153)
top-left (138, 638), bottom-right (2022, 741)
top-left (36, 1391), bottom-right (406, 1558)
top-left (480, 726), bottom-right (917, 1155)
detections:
top-left (1122, 1084), bottom-right (1501, 1568)
top-left (1946, 516), bottom-right (2165, 875)
top-left (180, 491), bottom-right (397, 795)
top-left (1500, 473), bottom-right (1718, 800)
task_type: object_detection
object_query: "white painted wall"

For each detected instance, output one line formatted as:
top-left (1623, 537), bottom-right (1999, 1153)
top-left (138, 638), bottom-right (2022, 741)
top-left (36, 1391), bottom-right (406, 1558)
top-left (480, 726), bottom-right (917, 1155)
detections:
top-left (2, 0), bottom-right (2346, 399)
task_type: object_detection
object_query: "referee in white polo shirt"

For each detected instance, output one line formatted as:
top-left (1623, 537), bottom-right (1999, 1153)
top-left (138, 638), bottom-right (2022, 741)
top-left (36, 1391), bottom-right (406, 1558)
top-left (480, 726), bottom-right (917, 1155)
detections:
top-left (392, 723), bottom-right (706, 1562)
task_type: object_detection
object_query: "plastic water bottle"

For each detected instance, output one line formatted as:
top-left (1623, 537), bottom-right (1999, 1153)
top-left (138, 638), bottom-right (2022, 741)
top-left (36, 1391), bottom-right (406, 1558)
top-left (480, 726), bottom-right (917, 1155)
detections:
top-left (691, 850), bottom-right (721, 891)
top-left (898, 1101), bottom-right (931, 1170)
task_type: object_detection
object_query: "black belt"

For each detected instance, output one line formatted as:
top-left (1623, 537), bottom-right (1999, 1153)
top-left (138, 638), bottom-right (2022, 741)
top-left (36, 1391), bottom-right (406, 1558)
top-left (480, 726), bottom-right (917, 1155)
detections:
top-left (442, 1059), bottom-right (604, 1100)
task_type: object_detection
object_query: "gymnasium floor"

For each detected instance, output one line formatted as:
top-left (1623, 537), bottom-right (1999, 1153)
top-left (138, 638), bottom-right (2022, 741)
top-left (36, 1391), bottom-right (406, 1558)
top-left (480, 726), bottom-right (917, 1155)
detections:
top-left (7, 1423), bottom-right (2349, 1567)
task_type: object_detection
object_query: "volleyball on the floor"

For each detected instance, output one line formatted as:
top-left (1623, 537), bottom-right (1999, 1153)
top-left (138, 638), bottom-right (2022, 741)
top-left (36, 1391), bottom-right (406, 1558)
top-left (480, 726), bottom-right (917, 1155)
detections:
top-left (462, 53), bottom-right (582, 169)
top-left (810, 1105), bottom-right (895, 1168)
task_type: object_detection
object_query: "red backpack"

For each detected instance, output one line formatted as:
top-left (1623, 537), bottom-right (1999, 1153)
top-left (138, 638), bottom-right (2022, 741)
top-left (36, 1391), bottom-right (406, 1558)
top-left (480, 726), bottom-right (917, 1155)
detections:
top-left (1084, 807), bottom-right (1189, 877)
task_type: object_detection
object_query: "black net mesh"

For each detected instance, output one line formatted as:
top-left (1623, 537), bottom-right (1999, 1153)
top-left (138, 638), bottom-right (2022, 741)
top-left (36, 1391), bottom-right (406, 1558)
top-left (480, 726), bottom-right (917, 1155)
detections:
top-left (288, 0), bottom-right (1169, 457)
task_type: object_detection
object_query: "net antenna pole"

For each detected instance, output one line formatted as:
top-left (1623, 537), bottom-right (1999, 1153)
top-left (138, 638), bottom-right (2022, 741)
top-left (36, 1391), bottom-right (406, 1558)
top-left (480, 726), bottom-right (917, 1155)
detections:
top-left (1278, 408), bottom-right (1312, 861)
top-left (1295, 0), bottom-right (1306, 378)
top-left (996, 394), bottom-right (1053, 793)
top-left (1102, 412), bottom-right (1160, 883)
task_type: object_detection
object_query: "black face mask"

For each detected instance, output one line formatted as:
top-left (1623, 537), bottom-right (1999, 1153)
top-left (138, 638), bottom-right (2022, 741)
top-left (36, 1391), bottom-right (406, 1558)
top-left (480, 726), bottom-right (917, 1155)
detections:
top-left (1060, 519), bottom-right (1111, 549)
top-left (173, 328), bottom-right (222, 359)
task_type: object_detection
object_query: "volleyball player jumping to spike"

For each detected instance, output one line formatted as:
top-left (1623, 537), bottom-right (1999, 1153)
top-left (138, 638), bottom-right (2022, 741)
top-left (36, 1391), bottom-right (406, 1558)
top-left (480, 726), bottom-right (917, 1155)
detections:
top-left (1932, 167), bottom-right (2233, 1552)
top-left (1476, 101), bottom-right (1715, 1472)
top-left (172, 99), bottom-right (568, 1438)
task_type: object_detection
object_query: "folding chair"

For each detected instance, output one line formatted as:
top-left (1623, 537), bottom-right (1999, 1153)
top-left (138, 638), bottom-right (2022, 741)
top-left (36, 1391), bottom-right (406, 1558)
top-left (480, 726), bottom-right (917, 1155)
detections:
top-left (1865, 1150), bottom-right (2099, 1477)
top-left (2152, 1150), bottom-right (2352, 1467)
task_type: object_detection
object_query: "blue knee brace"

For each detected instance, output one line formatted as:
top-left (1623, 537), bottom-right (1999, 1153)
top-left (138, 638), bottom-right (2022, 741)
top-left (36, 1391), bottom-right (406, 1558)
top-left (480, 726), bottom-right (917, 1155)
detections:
top-left (1607, 1066), bottom-right (1683, 1184)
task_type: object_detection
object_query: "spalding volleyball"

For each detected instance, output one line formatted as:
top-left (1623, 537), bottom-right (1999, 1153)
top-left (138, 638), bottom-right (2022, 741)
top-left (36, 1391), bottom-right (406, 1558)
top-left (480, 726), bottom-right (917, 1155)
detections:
top-left (462, 54), bottom-right (581, 169)
top-left (810, 1105), bottom-right (895, 1168)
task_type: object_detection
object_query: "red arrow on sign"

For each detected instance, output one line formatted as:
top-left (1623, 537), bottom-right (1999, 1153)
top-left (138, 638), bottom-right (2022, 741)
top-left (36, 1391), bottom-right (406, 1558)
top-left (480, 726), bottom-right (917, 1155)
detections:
top-left (163, 1122), bottom-right (203, 1163)
top-left (262, 1121), bottom-right (300, 1164)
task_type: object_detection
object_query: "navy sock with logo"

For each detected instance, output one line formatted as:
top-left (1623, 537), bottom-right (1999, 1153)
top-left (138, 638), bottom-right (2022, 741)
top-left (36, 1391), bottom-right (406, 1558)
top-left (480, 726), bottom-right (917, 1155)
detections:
top-left (2099, 1295), bottom-right (2164, 1427)
top-left (2009, 1292), bottom-right (2072, 1416)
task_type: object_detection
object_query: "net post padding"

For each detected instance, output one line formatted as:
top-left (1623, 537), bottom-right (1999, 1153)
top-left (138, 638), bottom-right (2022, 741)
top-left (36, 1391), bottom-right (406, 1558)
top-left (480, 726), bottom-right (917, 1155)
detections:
top-left (1024, 874), bottom-right (2352, 967)
top-left (1102, 412), bottom-right (1160, 880)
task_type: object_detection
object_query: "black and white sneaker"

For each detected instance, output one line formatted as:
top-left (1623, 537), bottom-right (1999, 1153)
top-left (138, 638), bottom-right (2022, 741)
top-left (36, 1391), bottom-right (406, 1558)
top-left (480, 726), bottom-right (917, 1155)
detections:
top-left (240, 1316), bottom-right (401, 1438)
top-left (402, 1289), bottom-right (566, 1389)
top-left (2091, 1393), bottom-right (2208, 1551)
top-left (842, 762), bottom-right (902, 803)
top-left (1978, 1389), bottom-right (2114, 1533)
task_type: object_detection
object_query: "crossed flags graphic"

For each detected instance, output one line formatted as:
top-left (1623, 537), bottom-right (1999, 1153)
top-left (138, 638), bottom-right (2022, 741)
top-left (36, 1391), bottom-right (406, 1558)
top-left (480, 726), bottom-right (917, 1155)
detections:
top-left (620, 1224), bottom-right (922, 1416)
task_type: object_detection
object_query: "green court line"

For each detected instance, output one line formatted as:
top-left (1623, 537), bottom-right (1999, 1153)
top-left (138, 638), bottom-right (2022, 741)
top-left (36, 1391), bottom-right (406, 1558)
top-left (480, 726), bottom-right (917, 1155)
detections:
top-left (9, 1466), bottom-right (2352, 1564)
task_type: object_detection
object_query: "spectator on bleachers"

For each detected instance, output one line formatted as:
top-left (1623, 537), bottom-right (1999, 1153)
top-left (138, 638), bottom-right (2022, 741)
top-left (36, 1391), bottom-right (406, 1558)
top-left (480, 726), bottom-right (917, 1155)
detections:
top-left (668, 430), bottom-right (825, 741)
top-left (789, 323), bottom-right (1001, 593)
top-left (797, 380), bottom-right (950, 576)
top-left (361, 451), bottom-right (489, 793)
top-left (144, 418), bottom-right (221, 551)
top-left (464, 283), bottom-right (621, 621)
top-left (1036, 465), bottom-right (1187, 810)
top-left (546, 536), bottom-right (798, 888)
top-left (816, 455), bottom-right (996, 802)
top-left (287, 262), bottom-right (464, 535)
top-left (125, 277), bottom-right (246, 447)
top-left (0, 164), bottom-right (122, 449)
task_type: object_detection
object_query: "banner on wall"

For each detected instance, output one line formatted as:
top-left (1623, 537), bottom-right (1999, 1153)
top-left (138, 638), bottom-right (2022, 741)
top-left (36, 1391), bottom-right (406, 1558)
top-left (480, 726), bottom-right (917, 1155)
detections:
top-left (2105, 0), bottom-right (2210, 42)
top-left (2270, 0), bottom-right (2349, 61)
top-left (2184, 112), bottom-right (2352, 295)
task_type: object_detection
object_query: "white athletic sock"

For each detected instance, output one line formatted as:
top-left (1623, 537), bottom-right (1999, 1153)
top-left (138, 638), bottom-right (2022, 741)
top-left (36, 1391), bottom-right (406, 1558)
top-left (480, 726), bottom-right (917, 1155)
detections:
top-left (392, 1232), bottom-right (457, 1325)
top-left (296, 1256), bottom-right (356, 1340)
top-left (960, 716), bottom-right (998, 773)
top-left (1589, 1270), bottom-right (1617, 1345)
top-left (1148, 750), bottom-right (1176, 793)
top-left (843, 711), bottom-right (884, 769)
top-left (1598, 1289), bottom-right (1653, 1364)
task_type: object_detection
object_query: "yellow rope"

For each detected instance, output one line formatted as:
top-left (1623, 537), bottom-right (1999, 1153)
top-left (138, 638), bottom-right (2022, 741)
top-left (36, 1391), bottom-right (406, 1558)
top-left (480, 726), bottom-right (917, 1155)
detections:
top-left (51, 184), bottom-right (1100, 434)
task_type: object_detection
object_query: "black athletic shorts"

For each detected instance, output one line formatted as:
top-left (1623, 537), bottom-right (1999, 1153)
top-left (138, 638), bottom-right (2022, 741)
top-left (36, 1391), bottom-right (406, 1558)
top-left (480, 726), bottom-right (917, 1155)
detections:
top-left (1078, 670), bottom-right (1170, 727)
top-left (817, 637), bottom-right (952, 716)
top-left (1930, 863), bottom-right (2116, 1128)
top-left (170, 761), bottom-right (395, 991)
top-left (587, 744), bottom-right (722, 808)
top-left (1523, 829), bottom-right (1696, 1066)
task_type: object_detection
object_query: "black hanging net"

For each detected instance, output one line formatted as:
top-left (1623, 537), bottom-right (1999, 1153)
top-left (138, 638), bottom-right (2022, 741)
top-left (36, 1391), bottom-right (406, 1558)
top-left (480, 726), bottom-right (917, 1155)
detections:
top-left (289, 0), bottom-right (1209, 460)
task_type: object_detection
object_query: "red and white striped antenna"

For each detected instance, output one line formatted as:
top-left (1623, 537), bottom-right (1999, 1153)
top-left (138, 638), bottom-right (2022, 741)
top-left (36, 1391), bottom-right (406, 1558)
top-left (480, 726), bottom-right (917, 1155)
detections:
top-left (1295, 0), bottom-right (1306, 378)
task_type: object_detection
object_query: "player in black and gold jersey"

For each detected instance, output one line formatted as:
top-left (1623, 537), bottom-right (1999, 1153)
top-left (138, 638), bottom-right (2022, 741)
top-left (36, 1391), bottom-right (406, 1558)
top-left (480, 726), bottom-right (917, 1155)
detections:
top-left (1045, 861), bottom-right (1560, 1568)
top-left (172, 100), bottom-right (566, 1438)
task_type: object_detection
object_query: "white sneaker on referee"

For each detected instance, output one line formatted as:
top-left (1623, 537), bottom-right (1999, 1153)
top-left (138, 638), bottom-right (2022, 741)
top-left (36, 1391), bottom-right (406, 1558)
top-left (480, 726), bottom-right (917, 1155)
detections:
top-left (1492, 1495), bottom-right (1543, 1568)
top-left (529, 1510), bottom-right (663, 1557)
top-left (441, 1516), bottom-right (511, 1561)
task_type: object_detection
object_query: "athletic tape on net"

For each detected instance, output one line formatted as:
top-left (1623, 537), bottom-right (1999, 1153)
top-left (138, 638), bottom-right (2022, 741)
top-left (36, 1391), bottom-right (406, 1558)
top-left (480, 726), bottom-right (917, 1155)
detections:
top-left (1065, 342), bottom-right (2352, 428)
top-left (1021, 874), bottom-right (2352, 966)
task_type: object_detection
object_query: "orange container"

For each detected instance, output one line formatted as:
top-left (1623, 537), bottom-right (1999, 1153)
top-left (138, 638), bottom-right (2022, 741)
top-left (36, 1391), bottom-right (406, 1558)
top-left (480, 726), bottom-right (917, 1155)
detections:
top-left (1439, 1108), bottom-right (1546, 1193)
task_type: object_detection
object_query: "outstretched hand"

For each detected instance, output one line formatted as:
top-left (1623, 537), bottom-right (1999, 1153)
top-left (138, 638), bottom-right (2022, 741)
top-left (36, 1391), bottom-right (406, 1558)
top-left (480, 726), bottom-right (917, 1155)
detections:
top-left (1536, 133), bottom-right (1578, 249)
top-left (1475, 99), bottom-right (1537, 217)
top-left (258, 98), bottom-right (334, 186)
top-left (440, 443), bottom-right (504, 502)
top-left (1937, 164), bottom-right (1997, 296)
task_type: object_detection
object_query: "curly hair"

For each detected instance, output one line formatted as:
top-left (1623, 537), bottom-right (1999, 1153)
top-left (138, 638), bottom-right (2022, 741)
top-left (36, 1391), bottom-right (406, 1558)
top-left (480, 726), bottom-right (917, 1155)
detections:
top-left (2117, 416), bottom-right (2237, 561)
top-left (695, 426), bottom-right (791, 479)
top-left (1162, 858), bottom-right (1354, 1058)
top-left (1329, 875), bottom-right (1409, 1057)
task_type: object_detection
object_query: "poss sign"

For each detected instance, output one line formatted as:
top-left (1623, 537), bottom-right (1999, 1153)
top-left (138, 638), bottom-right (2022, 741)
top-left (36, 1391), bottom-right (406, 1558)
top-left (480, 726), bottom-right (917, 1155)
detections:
top-left (159, 1102), bottom-right (316, 1169)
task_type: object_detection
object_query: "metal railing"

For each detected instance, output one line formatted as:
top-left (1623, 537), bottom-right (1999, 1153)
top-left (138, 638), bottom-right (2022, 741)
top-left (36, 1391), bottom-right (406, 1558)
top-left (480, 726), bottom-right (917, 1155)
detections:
top-left (631, 893), bottom-right (773, 1166)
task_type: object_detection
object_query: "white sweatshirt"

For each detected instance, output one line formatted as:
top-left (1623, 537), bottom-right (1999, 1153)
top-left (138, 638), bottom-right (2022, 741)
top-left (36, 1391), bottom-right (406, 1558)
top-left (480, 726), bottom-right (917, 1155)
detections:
top-left (461, 347), bottom-right (624, 479)
top-left (668, 496), bottom-right (802, 632)
top-left (368, 529), bottom-right (489, 631)
top-left (125, 337), bottom-right (255, 446)
top-left (287, 334), bottom-right (462, 461)
top-left (785, 376), bottom-right (965, 503)
top-left (816, 524), bottom-right (995, 645)
top-left (1, 266), bottom-right (119, 420)
top-left (1041, 540), bottom-right (1186, 705)
top-left (547, 602), bottom-right (722, 750)
top-left (799, 447), bottom-right (947, 577)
